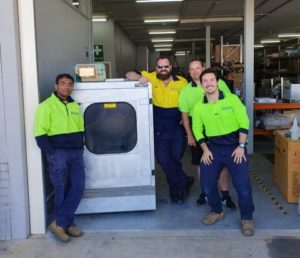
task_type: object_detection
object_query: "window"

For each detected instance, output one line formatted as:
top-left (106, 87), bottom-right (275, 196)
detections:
top-left (84, 102), bottom-right (137, 154)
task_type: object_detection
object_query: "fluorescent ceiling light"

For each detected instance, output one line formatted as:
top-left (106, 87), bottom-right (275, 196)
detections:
top-left (155, 48), bottom-right (172, 52)
top-left (254, 44), bottom-right (264, 48)
top-left (181, 16), bottom-right (243, 24)
top-left (260, 39), bottom-right (280, 44)
top-left (72, 3), bottom-right (79, 6)
top-left (151, 38), bottom-right (174, 42)
top-left (137, 0), bottom-right (183, 2)
top-left (153, 44), bottom-right (173, 47)
top-left (175, 51), bottom-right (190, 56)
top-left (93, 16), bottom-right (107, 22)
top-left (175, 38), bottom-right (215, 42)
top-left (278, 33), bottom-right (300, 38)
top-left (93, 18), bottom-right (107, 22)
top-left (149, 30), bottom-right (176, 35)
top-left (144, 19), bottom-right (178, 23)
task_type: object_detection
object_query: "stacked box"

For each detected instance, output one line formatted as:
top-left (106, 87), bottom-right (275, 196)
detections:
top-left (273, 130), bottom-right (300, 203)
top-left (215, 45), bottom-right (241, 64)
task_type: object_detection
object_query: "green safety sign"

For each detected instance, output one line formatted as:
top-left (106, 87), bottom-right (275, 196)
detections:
top-left (94, 44), bottom-right (104, 62)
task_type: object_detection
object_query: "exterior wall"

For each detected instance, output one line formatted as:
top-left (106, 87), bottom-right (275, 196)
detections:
top-left (114, 23), bottom-right (137, 77)
top-left (35, 0), bottom-right (91, 100)
top-left (93, 21), bottom-right (116, 77)
top-left (0, 0), bottom-right (30, 239)
top-left (93, 21), bottom-right (137, 77)
top-left (0, 164), bottom-right (10, 240)
top-left (0, 68), bottom-right (10, 238)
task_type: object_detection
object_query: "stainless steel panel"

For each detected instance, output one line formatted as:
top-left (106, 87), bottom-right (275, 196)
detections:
top-left (72, 81), bottom-right (155, 213)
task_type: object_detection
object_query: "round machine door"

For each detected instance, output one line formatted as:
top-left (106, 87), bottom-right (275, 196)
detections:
top-left (84, 102), bottom-right (137, 154)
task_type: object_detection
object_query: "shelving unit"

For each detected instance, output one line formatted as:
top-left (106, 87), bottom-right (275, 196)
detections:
top-left (255, 39), bottom-right (300, 83)
top-left (254, 102), bottom-right (300, 135)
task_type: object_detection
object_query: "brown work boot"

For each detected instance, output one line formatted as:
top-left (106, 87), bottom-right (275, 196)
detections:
top-left (241, 220), bottom-right (255, 236)
top-left (48, 221), bottom-right (70, 242)
top-left (66, 225), bottom-right (83, 237)
top-left (202, 211), bottom-right (225, 225)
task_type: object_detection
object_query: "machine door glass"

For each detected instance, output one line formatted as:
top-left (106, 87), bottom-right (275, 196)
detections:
top-left (84, 102), bottom-right (137, 154)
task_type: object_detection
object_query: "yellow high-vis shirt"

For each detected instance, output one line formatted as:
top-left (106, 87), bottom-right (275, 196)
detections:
top-left (141, 71), bottom-right (187, 108)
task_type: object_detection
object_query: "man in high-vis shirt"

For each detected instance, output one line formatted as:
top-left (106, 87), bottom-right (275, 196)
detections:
top-left (35, 74), bottom-right (85, 242)
top-left (179, 60), bottom-right (236, 209)
top-left (192, 68), bottom-right (255, 236)
top-left (126, 56), bottom-right (194, 204)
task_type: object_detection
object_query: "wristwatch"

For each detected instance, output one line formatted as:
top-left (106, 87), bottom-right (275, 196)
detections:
top-left (238, 142), bottom-right (246, 148)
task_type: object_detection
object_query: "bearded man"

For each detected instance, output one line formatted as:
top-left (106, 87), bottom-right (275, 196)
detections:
top-left (126, 56), bottom-right (194, 204)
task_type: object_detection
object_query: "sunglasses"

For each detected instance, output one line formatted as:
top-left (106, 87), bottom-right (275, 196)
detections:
top-left (157, 65), bottom-right (170, 69)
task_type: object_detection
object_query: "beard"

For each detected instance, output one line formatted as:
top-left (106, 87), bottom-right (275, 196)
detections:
top-left (157, 71), bottom-right (172, 80)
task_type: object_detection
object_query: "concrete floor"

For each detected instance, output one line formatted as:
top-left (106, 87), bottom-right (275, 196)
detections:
top-left (1, 230), bottom-right (300, 258)
top-left (1, 137), bottom-right (300, 258)
top-left (74, 151), bottom-right (300, 231)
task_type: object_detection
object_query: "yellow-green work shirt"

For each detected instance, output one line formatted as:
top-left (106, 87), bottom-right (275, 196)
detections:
top-left (179, 79), bottom-right (231, 117)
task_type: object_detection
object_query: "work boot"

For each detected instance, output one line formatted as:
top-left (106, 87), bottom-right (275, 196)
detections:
top-left (48, 221), bottom-right (70, 242)
top-left (202, 211), bottom-right (225, 225)
top-left (196, 193), bottom-right (208, 205)
top-left (221, 196), bottom-right (237, 210)
top-left (241, 220), bottom-right (255, 236)
top-left (67, 225), bottom-right (83, 237)
top-left (170, 193), bottom-right (184, 204)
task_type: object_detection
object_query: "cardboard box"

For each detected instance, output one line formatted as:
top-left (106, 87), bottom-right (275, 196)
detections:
top-left (215, 45), bottom-right (241, 64)
top-left (283, 110), bottom-right (300, 125)
top-left (273, 130), bottom-right (300, 203)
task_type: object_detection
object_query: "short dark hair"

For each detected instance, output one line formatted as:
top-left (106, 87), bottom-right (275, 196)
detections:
top-left (156, 56), bottom-right (172, 65)
top-left (55, 73), bottom-right (74, 84)
top-left (200, 68), bottom-right (219, 83)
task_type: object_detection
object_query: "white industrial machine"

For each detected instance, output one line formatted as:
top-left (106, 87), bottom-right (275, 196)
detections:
top-left (72, 78), bottom-right (156, 214)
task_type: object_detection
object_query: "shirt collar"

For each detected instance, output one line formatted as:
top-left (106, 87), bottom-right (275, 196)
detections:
top-left (191, 79), bottom-right (198, 87)
top-left (171, 72), bottom-right (180, 81)
top-left (54, 91), bottom-right (74, 103)
top-left (203, 90), bottom-right (225, 103)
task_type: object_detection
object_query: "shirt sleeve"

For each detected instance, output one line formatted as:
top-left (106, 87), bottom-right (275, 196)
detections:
top-left (141, 71), bottom-right (154, 81)
top-left (178, 85), bottom-right (190, 113)
top-left (231, 95), bottom-right (250, 134)
top-left (34, 103), bottom-right (54, 154)
top-left (192, 102), bottom-right (206, 144)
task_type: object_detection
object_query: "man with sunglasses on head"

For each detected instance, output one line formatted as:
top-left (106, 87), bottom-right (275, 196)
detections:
top-left (126, 56), bottom-right (194, 204)
top-left (34, 74), bottom-right (85, 242)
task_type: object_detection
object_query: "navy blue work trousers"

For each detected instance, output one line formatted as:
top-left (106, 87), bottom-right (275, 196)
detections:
top-left (200, 144), bottom-right (255, 220)
top-left (46, 148), bottom-right (85, 228)
top-left (154, 129), bottom-right (188, 195)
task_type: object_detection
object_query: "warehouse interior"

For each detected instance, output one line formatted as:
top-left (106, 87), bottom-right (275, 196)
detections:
top-left (63, 0), bottom-right (300, 231)
top-left (2, 0), bottom-right (299, 240)
top-left (37, 0), bottom-right (300, 231)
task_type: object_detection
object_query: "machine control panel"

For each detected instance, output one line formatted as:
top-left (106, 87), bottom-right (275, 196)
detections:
top-left (75, 63), bottom-right (106, 82)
